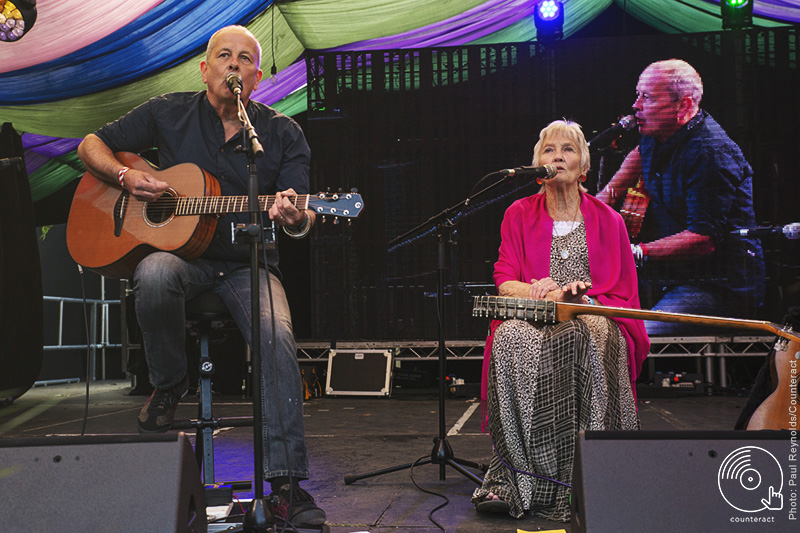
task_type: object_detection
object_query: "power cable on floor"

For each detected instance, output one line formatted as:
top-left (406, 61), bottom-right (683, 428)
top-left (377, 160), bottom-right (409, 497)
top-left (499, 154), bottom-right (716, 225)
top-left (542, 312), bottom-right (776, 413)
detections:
top-left (409, 455), bottom-right (448, 532)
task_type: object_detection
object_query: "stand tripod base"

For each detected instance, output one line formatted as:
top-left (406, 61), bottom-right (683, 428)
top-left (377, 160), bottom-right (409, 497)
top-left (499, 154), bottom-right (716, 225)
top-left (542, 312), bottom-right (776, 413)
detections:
top-left (242, 498), bottom-right (274, 532)
top-left (344, 437), bottom-right (487, 486)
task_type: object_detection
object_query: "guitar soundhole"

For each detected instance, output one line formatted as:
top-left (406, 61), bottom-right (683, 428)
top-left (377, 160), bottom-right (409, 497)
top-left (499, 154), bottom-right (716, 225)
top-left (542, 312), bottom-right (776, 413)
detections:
top-left (143, 189), bottom-right (177, 227)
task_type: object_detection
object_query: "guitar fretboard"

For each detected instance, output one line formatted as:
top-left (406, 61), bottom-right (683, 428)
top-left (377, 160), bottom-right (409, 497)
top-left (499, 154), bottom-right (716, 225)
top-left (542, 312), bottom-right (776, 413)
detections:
top-left (174, 194), bottom-right (311, 216)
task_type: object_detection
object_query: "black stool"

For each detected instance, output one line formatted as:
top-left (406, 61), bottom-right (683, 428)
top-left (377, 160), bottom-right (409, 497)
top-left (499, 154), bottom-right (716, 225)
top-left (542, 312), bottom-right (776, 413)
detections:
top-left (171, 291), bottom-right (254, 487)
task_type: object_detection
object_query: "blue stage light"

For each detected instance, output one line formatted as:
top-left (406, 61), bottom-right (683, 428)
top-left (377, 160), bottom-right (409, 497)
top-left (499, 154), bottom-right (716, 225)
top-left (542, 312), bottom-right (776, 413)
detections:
top-left (534, 1), bottom-right (564, 41)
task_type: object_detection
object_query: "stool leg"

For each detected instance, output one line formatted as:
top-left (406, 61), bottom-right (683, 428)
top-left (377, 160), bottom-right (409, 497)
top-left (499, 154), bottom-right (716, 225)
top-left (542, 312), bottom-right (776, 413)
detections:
top-left (200, 372), bottom-right (215, 484)
top-left (197, 322), bottom-right (216, 485)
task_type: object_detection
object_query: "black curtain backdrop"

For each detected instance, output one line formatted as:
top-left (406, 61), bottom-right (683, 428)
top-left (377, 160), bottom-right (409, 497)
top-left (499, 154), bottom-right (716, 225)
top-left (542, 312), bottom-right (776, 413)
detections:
top-left (304, 27), bottom-right (800, 342)
top-left (1, 122), bottom-right (43, 399)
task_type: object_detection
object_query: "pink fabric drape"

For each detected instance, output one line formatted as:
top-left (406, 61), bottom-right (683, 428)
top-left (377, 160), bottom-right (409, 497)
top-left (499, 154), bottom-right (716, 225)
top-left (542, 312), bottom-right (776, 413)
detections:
top-left (0, 0), bottom-right (165, 74)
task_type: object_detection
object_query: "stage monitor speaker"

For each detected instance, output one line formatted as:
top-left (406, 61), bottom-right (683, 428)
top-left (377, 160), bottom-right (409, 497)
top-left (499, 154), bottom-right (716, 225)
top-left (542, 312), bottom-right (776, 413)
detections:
top-left (571, 430), bottom-right (795, 532)
top-left (0, 432), bottom-right (206, 532)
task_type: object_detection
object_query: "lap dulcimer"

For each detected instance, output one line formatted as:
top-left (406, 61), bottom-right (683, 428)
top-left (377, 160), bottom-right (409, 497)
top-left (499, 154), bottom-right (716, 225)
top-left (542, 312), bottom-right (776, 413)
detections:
top-left (472, 295), bottom-right (799, 431)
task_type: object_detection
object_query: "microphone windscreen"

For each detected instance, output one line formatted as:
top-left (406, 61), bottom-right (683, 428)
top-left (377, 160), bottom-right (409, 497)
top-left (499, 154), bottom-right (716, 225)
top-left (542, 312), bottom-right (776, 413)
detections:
top-left (619, 115), bottom-right (637, 130)
top-left (225, 73), bottom-right (243, 94)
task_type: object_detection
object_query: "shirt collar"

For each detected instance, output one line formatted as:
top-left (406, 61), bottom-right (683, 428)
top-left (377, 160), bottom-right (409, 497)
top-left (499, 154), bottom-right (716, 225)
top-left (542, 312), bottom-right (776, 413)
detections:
top-left (656, 109), bottom-right (706, 149)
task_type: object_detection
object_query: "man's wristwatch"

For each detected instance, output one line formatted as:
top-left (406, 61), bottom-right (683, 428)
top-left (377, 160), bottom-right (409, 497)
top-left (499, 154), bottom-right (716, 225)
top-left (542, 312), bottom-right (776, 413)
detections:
top-left (631, 243), bottom-right (647, 267)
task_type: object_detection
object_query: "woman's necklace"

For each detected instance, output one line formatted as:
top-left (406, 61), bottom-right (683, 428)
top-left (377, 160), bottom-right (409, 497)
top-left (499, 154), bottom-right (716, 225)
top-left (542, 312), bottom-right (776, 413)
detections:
top-left (557, 197), bottom-right (582, 260)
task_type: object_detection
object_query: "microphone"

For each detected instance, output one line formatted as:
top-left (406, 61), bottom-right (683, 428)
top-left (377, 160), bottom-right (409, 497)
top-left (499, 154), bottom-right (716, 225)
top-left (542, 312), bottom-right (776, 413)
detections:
top-left (588, 115), bottom-right (637, 150)
top-left (225, 73), bottom-right (243, 96)
top-left (732, 223), bottom-right (800, 240)
top-left (500, 164), bottom-right (558, 179)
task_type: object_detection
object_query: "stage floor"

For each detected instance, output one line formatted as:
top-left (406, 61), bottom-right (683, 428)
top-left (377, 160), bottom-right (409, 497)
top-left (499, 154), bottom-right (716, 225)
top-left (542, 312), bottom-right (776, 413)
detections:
top-left (0, 380), bottom-right (751, 532)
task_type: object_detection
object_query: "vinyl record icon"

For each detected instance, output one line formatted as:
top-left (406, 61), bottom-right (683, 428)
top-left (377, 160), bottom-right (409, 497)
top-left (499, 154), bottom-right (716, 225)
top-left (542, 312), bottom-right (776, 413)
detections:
top-left (718, 446), bottom-right (784, 512)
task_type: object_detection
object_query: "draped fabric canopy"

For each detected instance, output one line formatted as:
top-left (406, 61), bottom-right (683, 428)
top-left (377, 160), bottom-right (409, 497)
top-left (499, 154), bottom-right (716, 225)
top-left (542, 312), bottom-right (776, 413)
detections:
top-left (0, 0), bottom-right (796, 202)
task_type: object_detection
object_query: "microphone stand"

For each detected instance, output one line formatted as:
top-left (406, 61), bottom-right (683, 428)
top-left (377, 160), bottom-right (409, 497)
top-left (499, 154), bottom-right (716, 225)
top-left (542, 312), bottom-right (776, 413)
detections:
top-left (231, 88), bottom-right (272, 532)
top-left (344, 170), bottom-right (519, 486)
top-left (588, 115), bottom-right (636, 193)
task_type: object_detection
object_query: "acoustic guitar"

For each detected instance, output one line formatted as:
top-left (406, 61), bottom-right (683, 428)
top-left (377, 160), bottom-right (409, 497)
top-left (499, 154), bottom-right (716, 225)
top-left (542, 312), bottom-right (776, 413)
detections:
top-left (745, 336), bottom-right (799, 431)
top-left (619, 177), bottom-right (649, 240)
top-left (472, 295), bottom-right (800, 431)
top-left (67, 152), bottom-right (364, 279)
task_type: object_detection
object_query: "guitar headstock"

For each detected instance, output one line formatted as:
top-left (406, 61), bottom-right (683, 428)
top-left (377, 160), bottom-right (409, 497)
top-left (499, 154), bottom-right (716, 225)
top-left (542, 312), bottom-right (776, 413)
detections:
top-left (309, 190), bottom-right (364, 220)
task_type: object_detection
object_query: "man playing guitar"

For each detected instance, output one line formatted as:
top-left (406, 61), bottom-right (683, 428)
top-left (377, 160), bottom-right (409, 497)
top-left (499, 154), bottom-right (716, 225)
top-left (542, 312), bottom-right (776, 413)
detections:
top-left (76, 25), bottom-right (325, 527)
top-left (598, 59), bottom-right (765, 336)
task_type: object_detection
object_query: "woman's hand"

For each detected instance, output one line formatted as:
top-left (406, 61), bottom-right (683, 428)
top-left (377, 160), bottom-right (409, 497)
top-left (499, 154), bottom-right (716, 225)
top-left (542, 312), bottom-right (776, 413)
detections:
top-left (550, 280), bottom-right (592, 303)
top-left (529, 277), bottom-right (560, 300)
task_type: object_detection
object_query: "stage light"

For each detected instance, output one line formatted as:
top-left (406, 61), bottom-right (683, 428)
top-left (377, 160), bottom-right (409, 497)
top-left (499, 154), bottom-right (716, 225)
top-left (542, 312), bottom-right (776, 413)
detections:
top-left (0, 0), bottom-right (36, 42)
top-left (721, 0), bottom-right (754, 30)
top-left (534, 0), bottom-right (564, 41)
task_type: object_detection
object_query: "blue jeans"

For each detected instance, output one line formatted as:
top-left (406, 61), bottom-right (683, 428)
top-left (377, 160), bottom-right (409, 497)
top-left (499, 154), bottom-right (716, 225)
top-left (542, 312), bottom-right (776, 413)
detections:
top-left (643, 284), bottom-right (726, 336)
top-left (133, 252), bottom-right (309, 480)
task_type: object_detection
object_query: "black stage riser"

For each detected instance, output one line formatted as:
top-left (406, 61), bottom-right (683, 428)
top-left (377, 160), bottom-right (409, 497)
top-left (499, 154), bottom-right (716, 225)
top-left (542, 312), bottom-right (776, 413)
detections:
top-left (0, 433), bottom-right (206, 533)
top-left (571, 430), bottom-right (796, 532)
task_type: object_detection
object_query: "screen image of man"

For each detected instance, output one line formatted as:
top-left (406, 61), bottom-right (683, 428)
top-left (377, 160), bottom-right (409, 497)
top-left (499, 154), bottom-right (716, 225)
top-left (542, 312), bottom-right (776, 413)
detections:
top-left (598, 59), bottom-right (765, 335)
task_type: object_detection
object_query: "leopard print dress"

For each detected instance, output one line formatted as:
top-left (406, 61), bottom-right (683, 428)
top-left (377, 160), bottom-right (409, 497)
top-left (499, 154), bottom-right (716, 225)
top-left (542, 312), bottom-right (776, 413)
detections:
top-left (472, 222), bottom-right (639, 522)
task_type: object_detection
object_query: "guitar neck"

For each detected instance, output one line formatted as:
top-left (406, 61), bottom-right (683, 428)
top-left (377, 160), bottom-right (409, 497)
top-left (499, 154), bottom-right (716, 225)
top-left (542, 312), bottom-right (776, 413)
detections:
top-left (176, 194), bottom-right (310, 215)
top-left (473, 296), bottom-right (799, 343)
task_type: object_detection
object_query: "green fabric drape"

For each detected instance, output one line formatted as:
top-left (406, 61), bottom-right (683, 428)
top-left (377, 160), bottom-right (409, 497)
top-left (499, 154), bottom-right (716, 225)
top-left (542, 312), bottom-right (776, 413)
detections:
top-left (277, 0), bottom-right (488, 50)
top-left (28, 151), bottom-right (85, 202)
top-left (615, 0), bottom-right (786, 34)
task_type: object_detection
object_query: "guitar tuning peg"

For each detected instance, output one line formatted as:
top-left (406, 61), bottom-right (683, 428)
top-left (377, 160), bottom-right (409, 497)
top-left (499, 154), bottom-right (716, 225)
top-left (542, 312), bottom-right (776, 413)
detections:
top-left (337, 187), bottom-right (343, 193)
top-left (350, 187), bottom-right (359, 193)
top-left (347, 220), bottom-right (353, 226)
top-left (333, 217), bottom-right (340, 225)
top-left (322, 216), bottom-right (327, 224)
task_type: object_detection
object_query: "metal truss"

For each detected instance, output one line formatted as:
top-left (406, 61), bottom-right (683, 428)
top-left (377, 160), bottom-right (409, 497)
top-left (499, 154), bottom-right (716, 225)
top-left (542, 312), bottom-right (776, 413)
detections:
top-left (296, 340), bottom-right (487, 361)
top-left (299, 335), bottom-right (776, 362)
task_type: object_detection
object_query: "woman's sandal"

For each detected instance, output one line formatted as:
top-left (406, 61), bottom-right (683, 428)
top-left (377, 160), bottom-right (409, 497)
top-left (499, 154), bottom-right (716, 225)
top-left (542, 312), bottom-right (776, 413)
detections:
top-left (475, 495), bottom-right (510, 514)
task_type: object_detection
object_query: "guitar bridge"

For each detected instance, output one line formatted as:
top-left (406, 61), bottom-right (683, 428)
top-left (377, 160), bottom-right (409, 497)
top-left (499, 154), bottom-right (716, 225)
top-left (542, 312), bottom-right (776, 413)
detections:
top-left (113, 189), bottom-right (130, 237)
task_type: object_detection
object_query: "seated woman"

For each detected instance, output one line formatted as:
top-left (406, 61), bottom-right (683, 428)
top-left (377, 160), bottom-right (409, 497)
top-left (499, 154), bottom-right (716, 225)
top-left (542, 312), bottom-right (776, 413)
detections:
top-left (472, 120), bottom-right (650, 522)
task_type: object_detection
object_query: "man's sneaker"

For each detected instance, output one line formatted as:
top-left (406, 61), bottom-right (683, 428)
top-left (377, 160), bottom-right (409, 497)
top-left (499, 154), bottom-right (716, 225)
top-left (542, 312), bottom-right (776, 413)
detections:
top-left (137, 377), bottom-right (189, 433)
top-left (270, 484), bottom-right (327, 527)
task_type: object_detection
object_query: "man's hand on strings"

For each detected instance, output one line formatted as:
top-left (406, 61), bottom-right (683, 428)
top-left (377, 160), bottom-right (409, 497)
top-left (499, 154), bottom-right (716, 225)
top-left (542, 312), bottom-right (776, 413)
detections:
top-left (269, 188), bottom-right (306, 227)
top-left (122, 169), bottom-right (169, 202)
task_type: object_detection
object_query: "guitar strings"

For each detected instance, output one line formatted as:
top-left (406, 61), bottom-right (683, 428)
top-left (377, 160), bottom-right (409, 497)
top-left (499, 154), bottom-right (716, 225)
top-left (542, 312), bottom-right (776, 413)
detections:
top-left (138, 194), bottom-right (313, 211)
